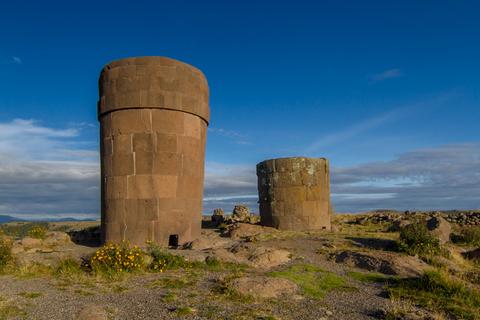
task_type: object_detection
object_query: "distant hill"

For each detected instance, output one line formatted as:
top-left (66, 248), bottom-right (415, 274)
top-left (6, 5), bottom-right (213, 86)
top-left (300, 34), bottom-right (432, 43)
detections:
top-left (0, 215), bottom-right (96, 224)
top-left (0, 215), bottom-right (25, 223)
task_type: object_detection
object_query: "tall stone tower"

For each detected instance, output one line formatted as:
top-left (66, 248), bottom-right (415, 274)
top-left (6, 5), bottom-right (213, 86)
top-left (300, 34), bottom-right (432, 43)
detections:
top-left (98, 56), bottom-right (209, 246)
top-left (256, 157), bottom-right (331, 231)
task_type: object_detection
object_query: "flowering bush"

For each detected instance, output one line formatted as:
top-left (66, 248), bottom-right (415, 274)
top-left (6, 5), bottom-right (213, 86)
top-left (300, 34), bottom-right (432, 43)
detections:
top-left (89, 242), bottom-right (144, 273)
top-left (27, 226), bottom-right (47, 240)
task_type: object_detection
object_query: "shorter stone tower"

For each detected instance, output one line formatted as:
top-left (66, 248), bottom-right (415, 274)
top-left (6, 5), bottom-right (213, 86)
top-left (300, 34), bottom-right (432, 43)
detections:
top-left (256, 157), bottom-right (331, 231)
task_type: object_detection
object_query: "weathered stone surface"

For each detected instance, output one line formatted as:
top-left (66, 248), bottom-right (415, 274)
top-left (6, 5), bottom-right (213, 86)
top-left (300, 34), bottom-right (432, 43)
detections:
top-left (98, 56), bottom-right (209, 247)
top-left (232, 205), bottom-right (250, 222)
top-left (211, 208), bottom-right (225, 225)
top-left (257, 157), bottom-right (331, 231)
top-left (426, 216), bottom-right (452, 244)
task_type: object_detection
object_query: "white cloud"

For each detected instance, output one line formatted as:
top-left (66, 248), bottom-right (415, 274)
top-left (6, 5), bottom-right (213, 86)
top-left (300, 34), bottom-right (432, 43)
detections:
top-left (0, 119), bottom-right (99, 216)
top-left (369, 68), bottom-right (403, 83)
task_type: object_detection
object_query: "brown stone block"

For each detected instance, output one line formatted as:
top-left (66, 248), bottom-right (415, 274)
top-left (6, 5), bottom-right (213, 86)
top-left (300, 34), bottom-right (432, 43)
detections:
top-left (163, 91), bottom-right (183, 109)
top-left (104, 222), bottom-right (122, 243)
top-left (100, 113), bottom-right (112, 137)
top-left (133, 133), bottom-right (154, 152)
top-left (112, 153), bottom-right (134, 176)
top-left (127, 175), bottom-right (177, 199)
top-left (302, 201), bottom-right (318, 216)
top-left (135, 151), bottom-right (153, 175)
top-left (106, 176), bottom-right (127, 200)
top-left (112, 134), bottom-right (132, 154)
top-left (102, 155), bottom-right (113, 177)
top-left (306, 186), bottom-right (323, 201)
top-left (176, 175), bottom-right (203, 199)
top-left (118, 65), bottom-right (137, 78)
top-left (151, 109), bottom-right (184, 134)
top-left (103, 137), bottom-right (113, 156)
top-left (104, 199), bottom-right (126, 223)
top-left (183, 113), bottom-right (201, 139)
top-left (111, 109), bottom-right (152, 134)
top-left (182, 155), bottom-right (201, 177)
top-left (271, 201), bottom-right (285, 217)
top-left (155, 133), bottom-right (177, 153)
top-left (147, 92), bottom-right (165, 107)
top-left (178, 136), bottom-right (200, 156)
top-left (153, 152), bottom-right (180, 175)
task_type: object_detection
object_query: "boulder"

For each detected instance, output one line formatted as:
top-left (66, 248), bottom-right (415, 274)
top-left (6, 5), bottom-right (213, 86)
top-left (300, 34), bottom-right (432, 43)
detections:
top-left (426, 216), bottom-right (452, 244)
top-left (334, 250), bottom-right (428, 277)
top-left (211, 208), bottom-right (225, 226)
top-left (20, 237), bottom-right (42, 248)
top-left (232, 205), bottom-right (250, 222)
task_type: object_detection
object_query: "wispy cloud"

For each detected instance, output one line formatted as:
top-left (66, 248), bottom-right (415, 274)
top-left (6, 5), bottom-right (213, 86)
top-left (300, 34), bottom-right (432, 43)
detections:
top-left (12, 56), bottom-right (22, 64)
top-left (208, 127), bottom-right (250, 145)
top-left (0, 56), bottom-right (23, 65)
top-left (305, 107), bottom-right (406, 154)
top-left (369, 68), bottom-right (403, 83)
top-left (305, 93), bottom-right (454, 155)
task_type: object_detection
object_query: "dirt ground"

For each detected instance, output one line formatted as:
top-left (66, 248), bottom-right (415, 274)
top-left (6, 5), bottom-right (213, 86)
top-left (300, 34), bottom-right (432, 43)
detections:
top-left (0, 214), bottom-right (476, 320)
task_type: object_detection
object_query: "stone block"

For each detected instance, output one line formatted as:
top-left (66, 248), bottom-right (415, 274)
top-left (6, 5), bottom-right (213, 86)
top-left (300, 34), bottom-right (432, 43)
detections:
top-left (133, 133), bottom-right (154, 152)
top-left (127, 175), bottom-right (177, 199)
top-left (112, 153), bottom-right (134, 176)
top-left (112, 134), bottom-right (132, 154)
top-left (151, 109), bottom-right (184, 134)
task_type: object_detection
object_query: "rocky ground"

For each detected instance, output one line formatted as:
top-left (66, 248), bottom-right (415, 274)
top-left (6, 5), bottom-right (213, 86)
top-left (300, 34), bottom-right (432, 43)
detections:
top-left (0, 209), bottom-right (479, 320)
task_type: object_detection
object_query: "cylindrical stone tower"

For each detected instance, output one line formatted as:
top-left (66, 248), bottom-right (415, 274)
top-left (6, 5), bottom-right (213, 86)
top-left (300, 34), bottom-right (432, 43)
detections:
top-left (256, 157), bottom-right (331, 231)
top-left (98, 56), bottom-right (209, 246)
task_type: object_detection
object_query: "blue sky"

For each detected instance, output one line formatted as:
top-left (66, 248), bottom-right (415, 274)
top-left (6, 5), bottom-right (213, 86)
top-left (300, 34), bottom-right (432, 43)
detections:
top-left (0, 1), bottom-right (479, 219)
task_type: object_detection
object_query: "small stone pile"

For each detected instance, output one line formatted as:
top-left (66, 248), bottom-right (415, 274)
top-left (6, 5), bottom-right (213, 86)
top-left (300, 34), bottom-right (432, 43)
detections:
top-left (353, 210), bottom-right (480, 226)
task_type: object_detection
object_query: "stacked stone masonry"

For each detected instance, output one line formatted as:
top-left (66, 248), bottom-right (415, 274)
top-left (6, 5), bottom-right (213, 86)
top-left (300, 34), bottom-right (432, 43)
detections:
top-left (98, 56), bottom-right (209, 247)
top-left (257, 157), bottom-right (331, 231)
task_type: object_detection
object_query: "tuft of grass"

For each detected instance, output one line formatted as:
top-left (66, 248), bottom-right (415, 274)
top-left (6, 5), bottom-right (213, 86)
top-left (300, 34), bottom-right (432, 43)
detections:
top-left (269, 264), bottom-right (349, 299)
top-left (0, 295), bottom-right (27, 319)
top-left (18, 292), bottom-right (42, 299)
top-left (15, 262), bottom-right (53, 279)
top-left (348, 271), bottom-right (394, 283)
top-left (397, 223), bottom-right (441, 257)
top-left (387, 269), bottom-right (480, 319)
top-left (147, 244), bottom-right (190, 271)
top-left (151, 277), bottom-right (195, 289)
top-left (175, 306), bottom-right (195, 316)
top-left (161, 291), bottom-right (177, 303)
top-left (452, 227), bottom-right (480, 247)
top-left (0, 237), bottom-right (13, 273)
top-left (54, 258), bottom-right (83, 277)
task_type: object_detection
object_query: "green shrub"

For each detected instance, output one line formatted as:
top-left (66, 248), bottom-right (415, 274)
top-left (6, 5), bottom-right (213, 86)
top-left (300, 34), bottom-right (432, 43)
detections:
top-left (88, 242), bottom-right (144, 273)
top-left (269, 264), bottom-right (349, 299)
top-left (452, 227), bottom-right (480, 246)
top-left (398, 223), bottom-right (440, 256)
top-left (27, 226), bottom-right (48, 239)
top-left (0, 237), bottom-right (13, 272)
top-left (147, 244), bottom-right (190, 272)
top-left (388, 270), bottom-right (480, 319)
top-left (0, 222), bottom-right (49, 239)
top-left (54, 258), bottom-right (83, 277)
